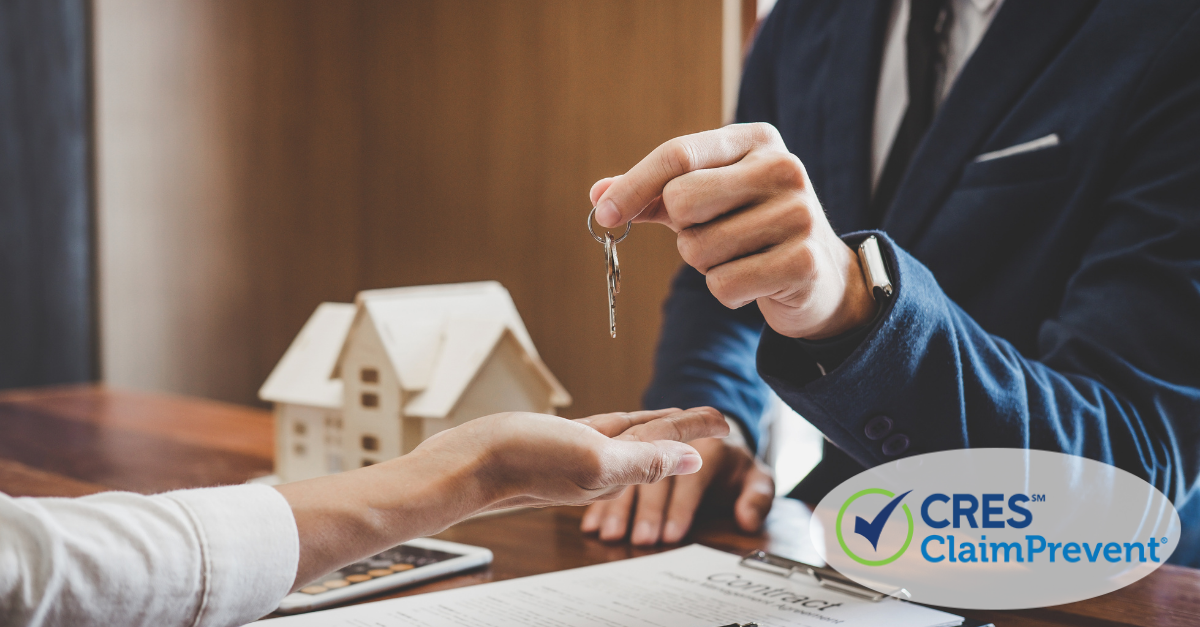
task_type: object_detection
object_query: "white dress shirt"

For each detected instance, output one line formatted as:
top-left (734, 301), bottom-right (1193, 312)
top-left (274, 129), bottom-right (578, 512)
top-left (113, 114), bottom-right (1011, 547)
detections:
top-left (0, 485), bottom-right (298, 627)
top-left (872, 0), bottom-right (1005, 190)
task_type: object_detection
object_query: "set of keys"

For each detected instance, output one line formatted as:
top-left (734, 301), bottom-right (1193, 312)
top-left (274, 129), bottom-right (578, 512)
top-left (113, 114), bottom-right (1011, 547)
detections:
top-left (588, 207), bottom-right (630, 338)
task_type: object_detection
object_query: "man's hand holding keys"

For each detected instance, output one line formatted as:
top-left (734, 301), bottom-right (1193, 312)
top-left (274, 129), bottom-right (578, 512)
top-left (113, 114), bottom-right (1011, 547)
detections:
top-left (590, 123), bottom-right (877, 340)
top-left (582, 123), bottom-right (877, 545)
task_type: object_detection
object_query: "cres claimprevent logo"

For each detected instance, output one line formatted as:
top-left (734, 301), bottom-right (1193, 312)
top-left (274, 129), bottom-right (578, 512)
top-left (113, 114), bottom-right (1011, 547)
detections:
top-left (812, 449), bottom-right (1182, 610)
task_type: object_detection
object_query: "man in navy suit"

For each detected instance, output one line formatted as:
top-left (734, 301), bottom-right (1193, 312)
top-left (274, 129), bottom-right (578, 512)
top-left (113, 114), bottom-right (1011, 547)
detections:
top-left (580, 0), bottom-right (1200, 565)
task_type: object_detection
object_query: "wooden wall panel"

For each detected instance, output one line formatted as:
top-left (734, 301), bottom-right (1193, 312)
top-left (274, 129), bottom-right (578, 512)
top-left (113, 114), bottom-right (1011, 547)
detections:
top-left (96, 0), bottom-right (728, 417)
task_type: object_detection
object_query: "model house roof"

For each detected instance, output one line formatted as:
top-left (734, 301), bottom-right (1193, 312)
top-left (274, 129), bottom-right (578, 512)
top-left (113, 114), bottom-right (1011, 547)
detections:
top-left (343, 281), bottom-right (571, 416)
top-left (262, 282), bottom-right (570, 417)
top-left (403, 319), bottom-right (567, 418)
top-left (259, 302), bottom-right (356, 408)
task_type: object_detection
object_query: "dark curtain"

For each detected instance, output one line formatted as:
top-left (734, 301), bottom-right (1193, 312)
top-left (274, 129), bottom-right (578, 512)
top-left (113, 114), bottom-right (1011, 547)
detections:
top-left (0, 0), bottom-right (95, 389)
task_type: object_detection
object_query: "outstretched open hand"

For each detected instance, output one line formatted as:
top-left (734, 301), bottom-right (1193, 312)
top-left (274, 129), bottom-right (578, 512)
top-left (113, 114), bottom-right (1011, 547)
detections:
top-left (278, 406), bottom-right (727, 589)
top-left (416, 407), bottom-right (730, 512)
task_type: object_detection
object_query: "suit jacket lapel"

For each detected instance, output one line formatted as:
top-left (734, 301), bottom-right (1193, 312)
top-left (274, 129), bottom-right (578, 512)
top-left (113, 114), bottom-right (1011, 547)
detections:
top-left (818, 0), bottom-right (892, 235)
top-left (881, 0), bottom-right (1098, 247)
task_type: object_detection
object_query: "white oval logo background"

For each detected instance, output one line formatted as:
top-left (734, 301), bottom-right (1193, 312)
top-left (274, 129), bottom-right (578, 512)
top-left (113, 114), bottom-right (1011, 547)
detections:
top-left (810, 449), bottom-right (1181, 609)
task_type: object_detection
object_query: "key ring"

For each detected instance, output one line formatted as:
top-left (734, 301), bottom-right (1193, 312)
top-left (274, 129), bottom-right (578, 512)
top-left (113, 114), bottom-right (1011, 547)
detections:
top-left (588, 207), bottom-right (631, 244)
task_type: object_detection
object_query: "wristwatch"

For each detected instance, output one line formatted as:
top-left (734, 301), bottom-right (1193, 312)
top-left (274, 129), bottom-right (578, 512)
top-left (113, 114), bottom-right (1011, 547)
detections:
top-left (857, 235), bottom-right (893, 300)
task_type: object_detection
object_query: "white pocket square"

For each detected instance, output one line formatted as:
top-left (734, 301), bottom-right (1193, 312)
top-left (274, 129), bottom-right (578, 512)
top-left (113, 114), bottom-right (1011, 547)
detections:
top-left (974, 133), bottom-right (1060, 163)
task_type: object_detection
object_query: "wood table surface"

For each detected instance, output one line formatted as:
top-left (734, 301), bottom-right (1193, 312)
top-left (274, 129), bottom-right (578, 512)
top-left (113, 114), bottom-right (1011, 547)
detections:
top-left (1, 385), bottom-right (1197, 626)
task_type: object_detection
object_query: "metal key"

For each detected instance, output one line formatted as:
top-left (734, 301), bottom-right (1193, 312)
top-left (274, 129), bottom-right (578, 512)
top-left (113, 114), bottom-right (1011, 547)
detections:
top-left (588, 208), bottom-right (630, 338)
top-left (605, 232), bottom-right (620, 337)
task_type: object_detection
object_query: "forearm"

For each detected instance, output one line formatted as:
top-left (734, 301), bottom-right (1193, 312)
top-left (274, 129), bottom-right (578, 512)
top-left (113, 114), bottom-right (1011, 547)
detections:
top-left (277, 407), bottom-right (722, 588)
top-left (276, 444), bottom-right (489, 589)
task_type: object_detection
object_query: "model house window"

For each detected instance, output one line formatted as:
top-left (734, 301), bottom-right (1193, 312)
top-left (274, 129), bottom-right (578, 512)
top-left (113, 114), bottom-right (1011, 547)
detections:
top-left (294, 443), bottom-right (306, 456)
top-left (293, 421), bottom-right (306, 435)
top-left (361, 392), bottom-right (378, 407)
top-left (360, 367), bottom-right (379, 383)
top-left (361, 434), bottom-right (379, 452)
top-left (361, 458), bottom-right (376, 467)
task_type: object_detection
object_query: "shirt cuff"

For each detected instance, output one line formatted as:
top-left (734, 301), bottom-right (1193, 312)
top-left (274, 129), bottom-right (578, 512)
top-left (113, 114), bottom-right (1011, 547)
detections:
top-left (793, 301), bottom-right (886, 374)
top-left (164, 484), bottom-right (298, 626)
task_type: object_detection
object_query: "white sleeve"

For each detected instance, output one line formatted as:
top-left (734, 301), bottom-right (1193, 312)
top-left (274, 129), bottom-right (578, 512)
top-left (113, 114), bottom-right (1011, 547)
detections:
top-left (0, 484), bottom-right (299, 627)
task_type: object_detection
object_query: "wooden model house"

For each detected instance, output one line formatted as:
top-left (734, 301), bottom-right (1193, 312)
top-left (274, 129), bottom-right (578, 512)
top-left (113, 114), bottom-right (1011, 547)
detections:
top-left (259, 281), bottom-right (571, 482)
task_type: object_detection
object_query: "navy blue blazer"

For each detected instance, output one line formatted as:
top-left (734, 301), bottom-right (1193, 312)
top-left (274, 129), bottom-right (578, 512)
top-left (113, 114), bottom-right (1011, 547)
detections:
top-left (643, 0), bottom-right (1200, 565)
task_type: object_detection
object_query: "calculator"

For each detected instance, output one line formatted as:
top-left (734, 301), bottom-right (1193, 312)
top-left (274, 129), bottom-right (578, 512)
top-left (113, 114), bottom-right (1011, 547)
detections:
top-left (275, 538), bottom-right (493, 614)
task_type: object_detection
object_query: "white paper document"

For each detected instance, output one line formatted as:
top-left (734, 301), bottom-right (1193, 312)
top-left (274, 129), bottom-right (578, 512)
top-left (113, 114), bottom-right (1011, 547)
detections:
top-left (257, 545), bottom-right (962, 627)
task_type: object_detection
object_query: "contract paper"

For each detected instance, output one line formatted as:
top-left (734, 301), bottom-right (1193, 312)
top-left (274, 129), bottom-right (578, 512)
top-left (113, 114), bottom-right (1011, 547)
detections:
top-left (257, 544), bottom-right (962, 627)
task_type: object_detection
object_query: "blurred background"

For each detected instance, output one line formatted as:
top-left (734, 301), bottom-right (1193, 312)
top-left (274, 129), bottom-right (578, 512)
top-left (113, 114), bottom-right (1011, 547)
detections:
top-left (2, 0), bottom-right (780, 418)
top-left (3, 0), bottom-right (826, 494)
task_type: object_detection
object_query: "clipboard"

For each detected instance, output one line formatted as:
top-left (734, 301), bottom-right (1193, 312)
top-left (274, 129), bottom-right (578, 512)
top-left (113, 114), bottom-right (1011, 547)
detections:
top-left (738, 550), bottom-right (902, 602)
top-left (738, 551), bottom-right (996, 627)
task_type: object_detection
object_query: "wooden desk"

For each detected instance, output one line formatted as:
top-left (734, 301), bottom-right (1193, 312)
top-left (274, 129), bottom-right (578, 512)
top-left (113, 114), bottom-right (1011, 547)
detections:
top-left (1, 385), bottom-right (1197, 626)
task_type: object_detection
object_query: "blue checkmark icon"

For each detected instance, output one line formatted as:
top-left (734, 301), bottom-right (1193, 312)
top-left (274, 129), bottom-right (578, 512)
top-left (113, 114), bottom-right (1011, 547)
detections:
top-left (854, 490), bottom-right (912, 551)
